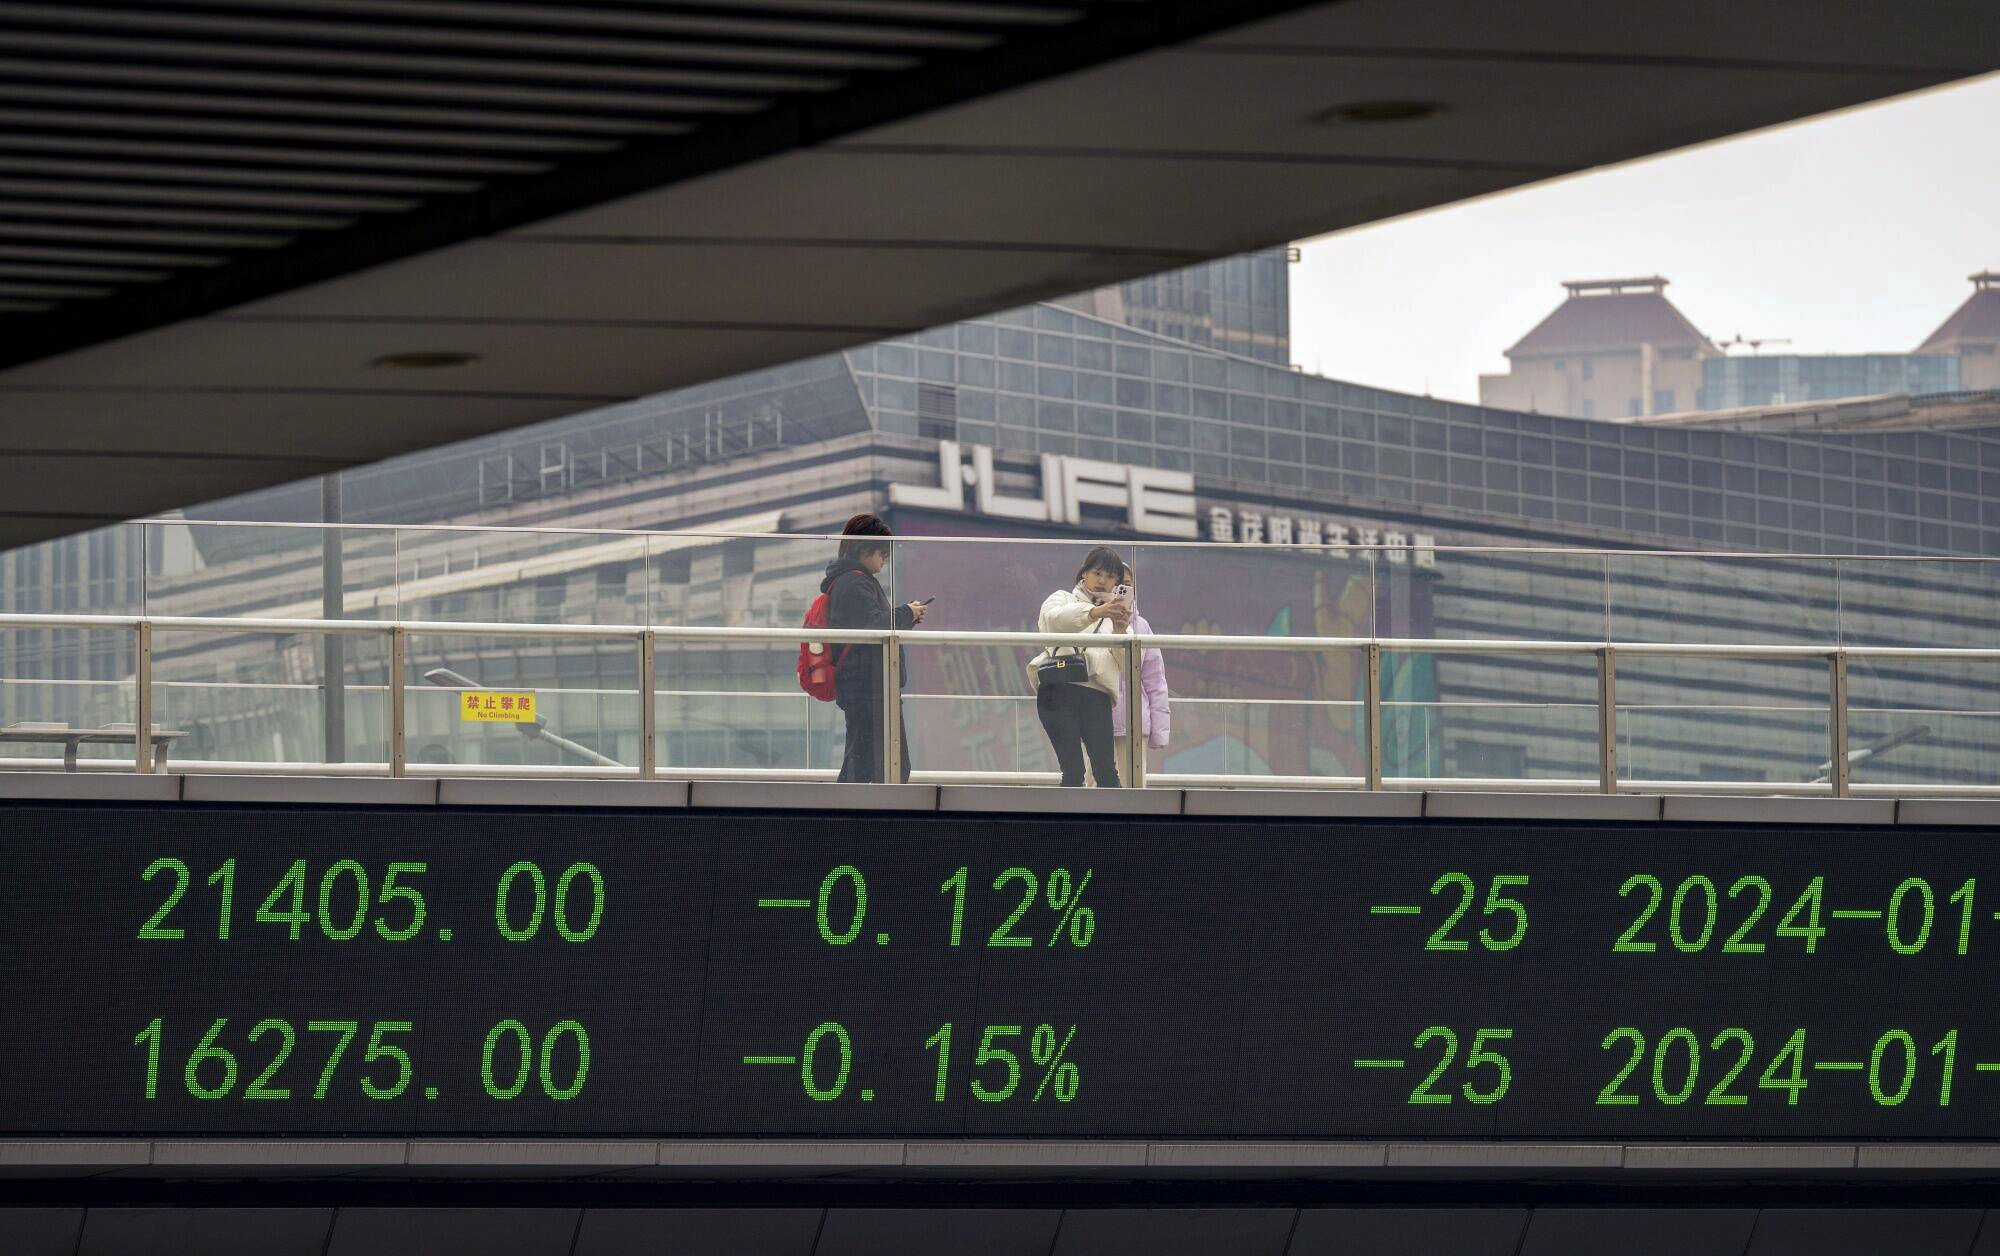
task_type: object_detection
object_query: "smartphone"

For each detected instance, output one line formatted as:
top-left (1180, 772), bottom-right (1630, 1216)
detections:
top-left (1111, 584), bottom-right (1132, 604)
top-left (917, 596), bottom-right (937, 606)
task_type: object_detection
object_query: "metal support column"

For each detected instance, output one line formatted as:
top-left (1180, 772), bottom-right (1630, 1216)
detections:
top-left (389, 626), bottom-right (407, 778)
top-left (881, 629), bottom-right (902, 784)
top-left (639, 629), bottom-right (657, 780)
top-left (1363, 642), bottom-right (1382, 790)
top-left (1829, 649), bottom-right (1850, 798)
top-left (321, 475), bottom-right (346, 763)
top-left (1123, 635), bottom-right (1145, 789)
top-left (1597, 646), bottom-right (1618, 794)
top-left (133, 620), bottom-right (152, 774)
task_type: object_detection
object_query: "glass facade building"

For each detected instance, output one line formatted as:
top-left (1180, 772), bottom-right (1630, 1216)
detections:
top-left (1703, 353), bottom-right (1962, 411)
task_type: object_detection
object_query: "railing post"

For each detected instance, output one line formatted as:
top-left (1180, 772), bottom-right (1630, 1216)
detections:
top-left (1829, 649), bottom-right (1850, 798)
top-left (881, 627), bottom-right (902, 784)
top-left (1597, 646), bottom-right (1618, 794)
top-left (1363, 641), bottom-right (1382, 790)
top-left (389, 626), bottom-right (406, 778)
top-left (639, 629), bottom-right (657, 780)
top-left (133, 619), bottom-right (152, 774)
top-left (1123, 635), bottom-right (1145, 789)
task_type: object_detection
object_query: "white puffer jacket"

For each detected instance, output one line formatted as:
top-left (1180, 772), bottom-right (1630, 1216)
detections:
top-left (1030, 584), bottom-right (1124, 699)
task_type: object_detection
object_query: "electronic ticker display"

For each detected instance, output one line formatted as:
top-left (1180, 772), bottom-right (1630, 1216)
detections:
top-left (4, 801), bottom-right (1998, 1140)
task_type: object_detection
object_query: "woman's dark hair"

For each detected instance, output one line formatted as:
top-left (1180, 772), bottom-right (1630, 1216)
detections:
top-left (1074, 545), bottom-right (1125, 584)
top-left (839, 512), bottom-right (894, 561)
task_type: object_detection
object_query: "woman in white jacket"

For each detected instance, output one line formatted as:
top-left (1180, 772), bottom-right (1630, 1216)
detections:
top-left (1032, 546), bottom-right (1130, 786)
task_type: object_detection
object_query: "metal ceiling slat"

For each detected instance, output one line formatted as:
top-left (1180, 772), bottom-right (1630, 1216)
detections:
top-left (0, 178), bottom-right (415, 215)
top-left (0, 155), bottom-right (477, 196)
top-left (663, 0), bottom-right (1086, 24)
top-left (0, 222), bottom-right (293, 249)
top-left (27, 0), bottom-right (998, 53)
top-left (0, 30), bottom-right (803, 100)
top-left (0, 79), bottom-right (713, 136)
top-left (0, 199), bottom-right (348, 230)
top-left (0, 107), bottom-right (635, 155)
top-left (0, 134), bottom-right (552, 177)
top-left (0, 299), bottom-right (56, 312)
top-left (0, 50), bottom-right (822, 103)
top-left (0, 278), bottom-right (115, 299)
top-left (0, 260), bottom-right (168, 282)
top-left (0, 244), bottom-right (220, 268)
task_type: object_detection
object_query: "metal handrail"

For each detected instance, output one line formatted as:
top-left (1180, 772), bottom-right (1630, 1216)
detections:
top-left (3, 610), bottom-right (1988, 796)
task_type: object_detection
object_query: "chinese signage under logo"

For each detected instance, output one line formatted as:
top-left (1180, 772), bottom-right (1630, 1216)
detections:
top-left (892, 440), bottom-right (1437, 566)
top-left (460, 691), bottom-right (537, 723)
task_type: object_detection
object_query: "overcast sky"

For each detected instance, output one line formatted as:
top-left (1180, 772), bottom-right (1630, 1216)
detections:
top-left (1289, 71), bottom-right (2000, 403)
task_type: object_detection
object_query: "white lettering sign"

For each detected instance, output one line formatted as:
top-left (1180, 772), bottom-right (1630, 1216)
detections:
top-left (891, 441), bottom-right (1198, 538)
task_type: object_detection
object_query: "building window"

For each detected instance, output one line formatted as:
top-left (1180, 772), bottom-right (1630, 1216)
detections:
top-left (916, 384), bottom-right (959, 441)
top-left (1580, 399), bottom-right (1596, 419)
top-left (1581, 358), bottom-right (1594, 380)
top-left (1653, 388), bottom-right (1675, 413)
top-left (1553, 359), bottom-right (1566, 371)
top-left (1628, 398), bottom-right (1643, 417)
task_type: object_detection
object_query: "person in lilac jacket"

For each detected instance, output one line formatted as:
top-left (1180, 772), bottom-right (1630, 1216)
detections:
top-left (1100, 563), bottom-right (1170, 783)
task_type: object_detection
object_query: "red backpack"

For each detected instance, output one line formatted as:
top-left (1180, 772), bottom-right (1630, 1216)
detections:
top-left (798, 572), bottom-right (860, 702)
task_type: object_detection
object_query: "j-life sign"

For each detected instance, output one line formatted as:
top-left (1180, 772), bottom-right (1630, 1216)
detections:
top-left (890, 441), bottom-right (1201, 538)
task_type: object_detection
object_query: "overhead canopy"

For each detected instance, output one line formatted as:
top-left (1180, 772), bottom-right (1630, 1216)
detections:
top-left (1, 0), bottom-right (1996, 548)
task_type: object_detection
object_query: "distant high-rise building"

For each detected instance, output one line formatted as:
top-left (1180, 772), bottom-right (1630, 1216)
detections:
top-left (1114, 248), bottom-right (1292, 365)
top-left (1478, 277), bottom-right (1717, 419)
top-left (1918, 271), bottom-right (2000, 391)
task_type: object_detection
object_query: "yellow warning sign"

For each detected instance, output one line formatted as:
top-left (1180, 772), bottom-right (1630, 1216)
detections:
top-left (459, 691), bottom-right (537, 723)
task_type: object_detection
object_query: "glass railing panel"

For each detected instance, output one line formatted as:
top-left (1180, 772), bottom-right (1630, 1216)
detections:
top-left (1849, 656), bottom-right (2000, 790)
top-left (649, 533), bottom-right (831, 630)
top-left (144, 522), bottom-right (397, 621)
top-left (403, 630), bottom-right (638, 773)
top-left (654, 639), bottom-right (833, 774)
top-left (0, 626), bottom-right (141, 769)
top-left (1402, 647), bottom-right (1597, 784)
top-left (1608, 554), bottom-right (1839, 646)
top-left (1837, 558), bottom-right (2000, 649)
top-left (1617, 655), bottom-right (1831, 788)
top-left (1378, 546), bottom-right (1601, 644)
top-left (393, 527), bottom-right (644, 626)
top-left (145, 627), bottom-right (389, 769)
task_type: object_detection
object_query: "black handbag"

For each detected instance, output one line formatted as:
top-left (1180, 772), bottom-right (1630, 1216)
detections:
top-left (1031, 652), bottom-right (1092, 687)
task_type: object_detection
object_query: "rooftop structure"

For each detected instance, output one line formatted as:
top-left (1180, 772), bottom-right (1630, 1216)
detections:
top-left (1919, 271), bottom-right (2000, 390)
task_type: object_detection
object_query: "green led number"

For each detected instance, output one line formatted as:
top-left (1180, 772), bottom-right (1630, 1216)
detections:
top-left (185, 1018), bottom-right (238, 1100)
top-left (207, 859), bottom-right (236, 941)
top-left (495, 862), bottom-right (602, 942)
top-left (940, 867), bottom-right (968, 946)
top-left (495, 862), bottom-right (546, 941)
top-left (1934, 1030), bottom-right (1959, 1106)
top-left (258, 860), bottom-right (310, 940)
top-left (816, 866), bottom-right (866, 946)
top-left (541, 1021), bottom-right (591, 1101)
top-left (1423, 874), bottom-right (1474, 951)
top-left (1869, 1030), bottom-right (1915, 1106)
top-left (1652, 1028), bottom-right (1700, 1105)
top-left (482, 1020), bottom-right (531, 1099)
top-left (138, 857), bottom-right (189, 939)
top-left (1759, 1029), bottom-right (1809, 1105)
top-left (1612, 875), bottom-right (1661, 953)
top-left (1774, 878), bottom-right (1826, 952)
top-left (1404, 1027), bottom-right (1512, 1105)
top-left (317, 860), bottom-right (369, 941)
top-left (925, 1023), bottom-right (953, 1100)
top-left (481, 1020), bottom-right (589, 1100)
top-left (970, 1025), bottom-right (1023, 1102)
top-left (1669, 877), bottom-right (1717, 953)
top-left (374, 862), bottom-right (428, 941)
top-left (360, 1022), bottom-right (414, 1100)
top-left (802, 1021), bottom-right (852, 1101)
top-left (134, 1018), bottom-right (162, 1100)
top-left (1706, 1029), bottom-right (1754, 1105)
top-left (1421, 874), bottom-right (1530, 951)
top-left (243, 1019), bottom-right (295, 1100)
top-left (308, 1021), bottom-right (359, 1100)
top-left (1722, 876), bottom-right (1771, 953)
top-left (1887, 879), bottom-right (1934, 955)
top-left (1951, 880), bottom-right (1977, 955)
top-left (553, 864), bottom-right (605, 942)
top-left (987, 869), bottom-right (1037, 948)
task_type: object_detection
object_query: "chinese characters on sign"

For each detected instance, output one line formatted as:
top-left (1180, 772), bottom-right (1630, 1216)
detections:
top-left (1205, 508), bottom-right (1437, 568)
top-left (459, 691), bottom-right (538, 723)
